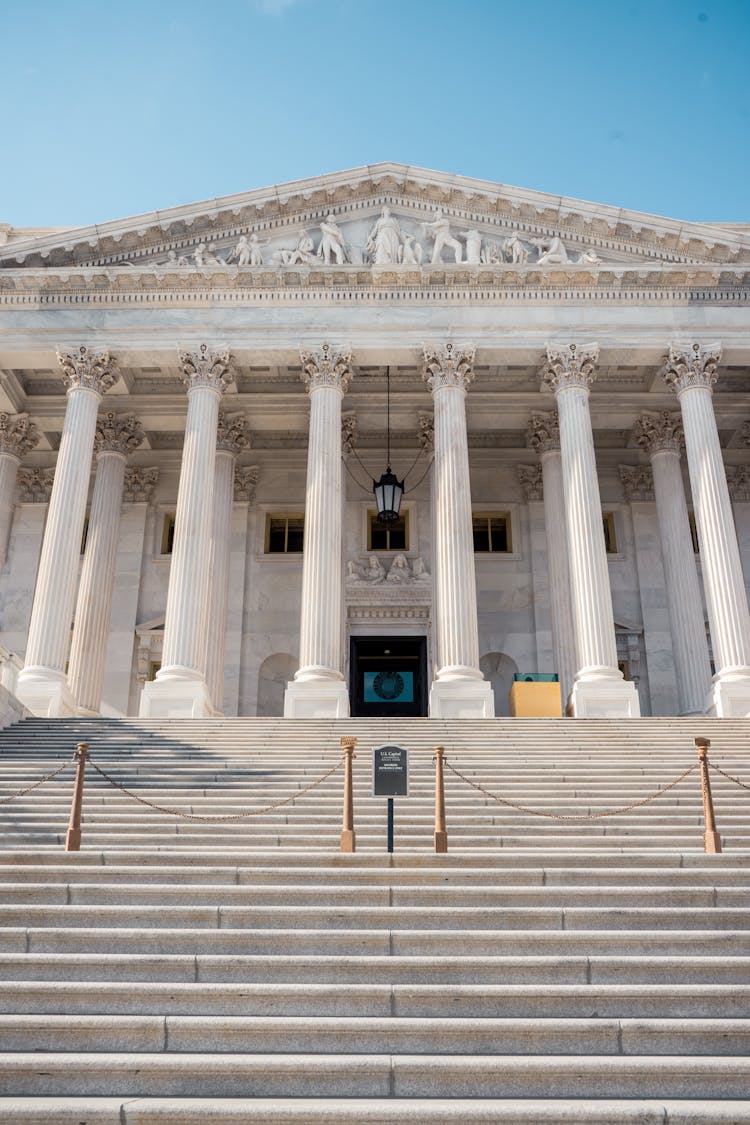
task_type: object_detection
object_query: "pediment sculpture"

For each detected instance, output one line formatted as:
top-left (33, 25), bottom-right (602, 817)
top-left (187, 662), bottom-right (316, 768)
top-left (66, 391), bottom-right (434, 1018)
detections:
top-left (347, 555), bottom-right (431, 585)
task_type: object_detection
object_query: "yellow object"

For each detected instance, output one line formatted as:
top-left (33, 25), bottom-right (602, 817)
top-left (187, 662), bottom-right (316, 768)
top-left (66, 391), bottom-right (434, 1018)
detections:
top-left (509, 681), bottom-right (563, 718)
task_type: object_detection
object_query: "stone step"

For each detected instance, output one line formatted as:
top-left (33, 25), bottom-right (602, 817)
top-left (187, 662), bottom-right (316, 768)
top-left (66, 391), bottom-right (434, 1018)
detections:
top-left (2, 951), bottom-right (749, 984)
top-left (0, 1014), bottom-right (748, 1056)
top-left (2, 980), bottom-right (748, 1018)
top-left (0, 1052), bottom-right (749, 1098)
top-left (2, 1096), bottom-right (748, 1125)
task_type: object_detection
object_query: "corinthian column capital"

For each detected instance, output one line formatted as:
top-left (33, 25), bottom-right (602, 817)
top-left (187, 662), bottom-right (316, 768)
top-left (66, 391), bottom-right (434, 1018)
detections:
top-left (178, 343), bottom-right (233, 393)
top-left (526, 410), bottom-right (560, 453)
top-left (619, 464), bottom-right (655, 501)
top-left (422, 343), bottom-right (475, 392)
top-left (56, 345), bottom-right (118, 396)
top-left (633, 411), bottom-right (684, 456)
top-left (0, 413), bottom-right (40, 460)
top-left (541, 342), bottom-right (599, 394)
top-left (94, 411), bottom-right (145, 457)
top-left (216, 411), bottom-right (251, 455)
top-left (300, 343), bottom-right (353, 394)
top-left (663, 342), bottom-right (722, 395)
top-left (518, 464), bottom-right (543, 501)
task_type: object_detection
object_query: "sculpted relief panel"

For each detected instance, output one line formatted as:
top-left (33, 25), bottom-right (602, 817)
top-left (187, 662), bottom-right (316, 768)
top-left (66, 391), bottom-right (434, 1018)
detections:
top-left (153, 206), bottom-right (604, 272)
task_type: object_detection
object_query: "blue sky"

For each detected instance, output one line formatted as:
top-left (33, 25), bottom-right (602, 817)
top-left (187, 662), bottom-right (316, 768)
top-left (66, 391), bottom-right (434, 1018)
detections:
top-left (2, 0), bottom-right (748, 227)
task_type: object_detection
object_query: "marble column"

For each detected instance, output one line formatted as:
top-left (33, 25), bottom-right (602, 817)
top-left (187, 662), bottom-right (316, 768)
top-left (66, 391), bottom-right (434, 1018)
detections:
top-left (526, 410), bottom-right (578, 708)
top-left (663, 343), bottom-right (750, 716)
top-left (633, 411), bottom-right (712, 715)
top-left (542, 343), bottom-right (640, 717)
top-left (0, 413), bottom-right (40, 573)
top-left (140, 344), bottom-right (232, 718)
top-left (17, 346), bottom-right (118, 717)
top-left (285, 344), bottom-right (352, 718)
top-left (67, 412), bottom-right (144, 716)
top-left (422, 344), bottom-right (494, 718)
top-left (205, 412), bottom-right (250, 714)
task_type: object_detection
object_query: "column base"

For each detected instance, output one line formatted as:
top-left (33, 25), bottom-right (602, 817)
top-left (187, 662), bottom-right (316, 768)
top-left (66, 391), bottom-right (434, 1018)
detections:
top-left (705, 670), bottom-right (750, 718)
top-left (139, 676), bottom-right (214, 718)
top-left (570, 676), bottom-right (641, 718)
top-left (15, 669), bottom-right (76, 718)
top-left (429, 677), bottom-right (495, 719)
top-left (283, 677), bottom-right (350, 718)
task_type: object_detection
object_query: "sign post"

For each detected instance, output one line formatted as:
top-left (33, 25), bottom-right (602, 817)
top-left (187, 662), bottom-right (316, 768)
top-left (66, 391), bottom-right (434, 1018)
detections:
top-left (372, 744), bottom-right (408, 853)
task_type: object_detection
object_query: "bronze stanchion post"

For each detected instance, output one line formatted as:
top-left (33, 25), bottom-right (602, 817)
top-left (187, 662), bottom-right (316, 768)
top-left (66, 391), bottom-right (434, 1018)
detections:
top-left (434, 745), bottom-right (448, 853)
top-left (65, 742), bottom-right (88, 852)
top-left (696, 736), bottom-right (722, 854)
top-left (340, 737), bottom-right (356, 853)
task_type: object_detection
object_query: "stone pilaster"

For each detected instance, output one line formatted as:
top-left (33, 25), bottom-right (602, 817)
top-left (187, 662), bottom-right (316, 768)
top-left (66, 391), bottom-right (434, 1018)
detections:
top-left (633, 411), bottom-right (712, 714)
top-left (541, 344), bottom-right (639, 717)
top-left (422, 343), bottom-right (494, 718)
top-left (206, 412), bottom-right (251, 713)
top-left (663, 343), bottom-right (750, 716)
top-left (17, 346), bottom-right (118, 717)
top-left (140, 344), bottom-right (232, 718)
top-left (284, 344), bottom-right (352, 718)
top-left (0, 413), bottom-right (40, 573)
top-left (68, 412), bottom-right (145, 715)
top-left (526, 410), bottom-right (578, 708)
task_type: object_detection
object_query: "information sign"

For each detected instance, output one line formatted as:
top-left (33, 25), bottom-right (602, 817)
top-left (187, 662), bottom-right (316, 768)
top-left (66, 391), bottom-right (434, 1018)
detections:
top-left (372, 744), bottom-right (409, 798)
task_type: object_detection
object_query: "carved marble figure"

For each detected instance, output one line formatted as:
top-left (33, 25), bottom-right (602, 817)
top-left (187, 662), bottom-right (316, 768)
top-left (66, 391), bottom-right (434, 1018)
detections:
top-left (227, 234), bottom-right (269, 267)
top-left (386, 554), bottom-right (412, 583)
top-left (273, 231), bottom-right (316, 266)
top-left (533, 235), bottom-right (569, 265)
top-left (399, 233), bottom-right (423, 265)
top-left (504, 232), bottom-right (530, 264)
top-left (361, 556), bottom-right (386, 583)
top-left (577, 248), bottom-right (601, 265)
top-left (366, 207), bottom-right (402, 265)
top-left (422, 209), bottom-right (462, 264)
top-left (318, 215), bottom-right (347, 265)
top-left (458, 229), bottom-right (483, 265)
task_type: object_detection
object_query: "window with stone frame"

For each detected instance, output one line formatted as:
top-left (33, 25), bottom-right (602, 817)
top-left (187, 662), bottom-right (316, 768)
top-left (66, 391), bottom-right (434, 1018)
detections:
top-left (472, 512), bottom-right (512, 553)
top-left (367, 509), bottom-right (408, 552)
top-left (160, 514), bottom-right (176, 555)
top-left (602, 512), bottom-right (618, 554)
top-left (265, 514), bottom-right (305, 554)
top-left (688, 511), bottom-right (700, 554)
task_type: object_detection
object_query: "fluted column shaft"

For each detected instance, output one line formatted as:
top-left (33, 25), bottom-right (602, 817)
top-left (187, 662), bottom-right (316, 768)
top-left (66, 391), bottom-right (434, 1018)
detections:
top-left (161, 385), bottom-right (222, 679)
top-left (556, 382), bottom-right (619, 676)
top-left (206, 450), bottom-right (236, 709)
top-left (680, 389), bottom-right (750, 672)
top-left (633, 408), bottom-right (713, 715)
top-left (0, 413), bottom-right (40, 571)
top-left (18, 347), bottom-right (117, 716)
top-left (68, 451), bottom-right (127, 713)
top-left (0, 453), bottom-right (20, 573)
top-left (540, 448), bottom-right (578, 701)
top-left (431, 379), bottom-right (481, 677)
top-left (297, 383), bottom-right (346, 678)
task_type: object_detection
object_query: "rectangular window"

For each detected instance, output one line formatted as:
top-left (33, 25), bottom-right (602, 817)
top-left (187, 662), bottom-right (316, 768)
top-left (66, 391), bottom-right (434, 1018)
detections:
top-left (367, 510), bottom-right (408, 552)
top-left (688, 511), bottom-right (700, 554)
top-left (472, 512), bottom-right (512, 553)
top-left (603, 512), bottom-right (618, 554)
top-left (148, 661), bottom-right (161, 682)
top-left (161, 514), bottom-right (176, 555)
top-left (265, 514), bottom-right (304, 554)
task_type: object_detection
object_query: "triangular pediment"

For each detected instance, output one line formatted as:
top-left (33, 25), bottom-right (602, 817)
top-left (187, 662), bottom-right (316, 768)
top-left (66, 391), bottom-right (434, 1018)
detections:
top-left (1, 163), bottom-right (748, 271)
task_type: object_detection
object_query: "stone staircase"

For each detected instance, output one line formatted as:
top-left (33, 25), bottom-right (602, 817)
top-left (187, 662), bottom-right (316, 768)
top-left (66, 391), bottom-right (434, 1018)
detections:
top-left (0, 715), bottom-right (747, 1123)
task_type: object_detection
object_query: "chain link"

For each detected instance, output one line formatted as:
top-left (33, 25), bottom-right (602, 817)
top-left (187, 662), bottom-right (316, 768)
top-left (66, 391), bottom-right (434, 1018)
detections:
top-left (85, 754), bottom-right (344, 822)
top-left (443, 757), bottom-right (699, 821)
top-left (709, 761), bottom-right (750, 792)
top-left (0, 755), bottom-right (77, 804)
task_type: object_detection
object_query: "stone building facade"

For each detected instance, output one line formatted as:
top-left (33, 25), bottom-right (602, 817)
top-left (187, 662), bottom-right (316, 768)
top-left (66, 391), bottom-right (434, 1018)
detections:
top-left (0, 163), bottom-right (749, 720)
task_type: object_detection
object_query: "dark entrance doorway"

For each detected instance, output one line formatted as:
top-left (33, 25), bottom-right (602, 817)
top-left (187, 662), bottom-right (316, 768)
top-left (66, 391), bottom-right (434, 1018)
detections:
top-left (349, 636), bottom-right (428, 718)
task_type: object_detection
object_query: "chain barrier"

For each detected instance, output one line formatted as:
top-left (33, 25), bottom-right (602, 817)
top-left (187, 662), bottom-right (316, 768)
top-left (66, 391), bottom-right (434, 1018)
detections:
top-left (442, 757), bottom-right (699, 821)
top-left (85, 753), bottom-right (345, 822)
top-left (0, 755), bottom-right (77, 805)
top-left (709, 761), bottom-right (750, 793)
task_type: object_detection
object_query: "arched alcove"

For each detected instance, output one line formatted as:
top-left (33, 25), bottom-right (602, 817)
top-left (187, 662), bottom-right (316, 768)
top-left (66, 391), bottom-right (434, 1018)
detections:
top-left (256, 653), bottom-right (297, 717)
top-left (479, 652), bottom-right (519, 717)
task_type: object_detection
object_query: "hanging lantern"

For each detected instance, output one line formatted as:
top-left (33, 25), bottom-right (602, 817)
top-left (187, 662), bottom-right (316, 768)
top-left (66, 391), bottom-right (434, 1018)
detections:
top-left (373, 466), bottom-right (404, 523)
